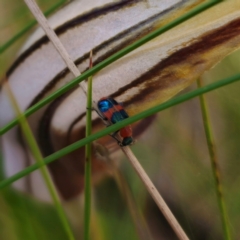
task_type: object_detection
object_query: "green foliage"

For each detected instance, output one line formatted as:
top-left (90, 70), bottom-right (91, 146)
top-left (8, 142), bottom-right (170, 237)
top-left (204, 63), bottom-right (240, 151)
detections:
top-left (1, 0), bottom-right (240, 239)
top-left (84, 59), bottom-right (93, 240)
top-left (0, 189), bottom-right (68, 240)
top-left (0, 0), bottom-right (222, 135)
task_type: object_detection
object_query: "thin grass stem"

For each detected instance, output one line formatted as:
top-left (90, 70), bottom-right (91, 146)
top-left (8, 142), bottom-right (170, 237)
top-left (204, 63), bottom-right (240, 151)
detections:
top-left (0, 145), bottom-right (5, 180)
top-left (121, 146), bottom-right (189, 240)
top-left (197, 78), bottom-right (231, 240)
top-left (84, 51), bottom-right (93, 240)
top-left (0, 0), bottom-right (223, 135)
top-left (1, 72), bottom-right (240, 139)
top-left (114, 168), bottom-right (153, 240)
top-left (0, 0), bottom-right (67, 54)
top-left (1, 73), bottom-right (238, 193)
top-left (95, 143), bottom-right (153, 240)
top-left (4, 80), bottom-right (75, 240)
top-left (24, 0), bottom-right (88, 95)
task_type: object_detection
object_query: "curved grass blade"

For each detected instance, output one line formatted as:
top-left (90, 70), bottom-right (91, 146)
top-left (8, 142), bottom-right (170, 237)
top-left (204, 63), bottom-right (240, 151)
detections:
top-left (0, 73), bottom-right (239, 190)
top-left (197, 78), bottom-right (231, 240)
top-left (4, 79), bottom-right (75, 240)
top-left (84, 51), bottom-right (93, 240)
top-left (0, 148), bottom-right (5, 181)
top-left (0, 0), bottom-right (223, 135)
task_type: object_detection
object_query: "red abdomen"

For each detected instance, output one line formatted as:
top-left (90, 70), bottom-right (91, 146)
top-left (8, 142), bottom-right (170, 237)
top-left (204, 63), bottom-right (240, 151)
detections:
top-left (120, 125), bottom-right (132, 138)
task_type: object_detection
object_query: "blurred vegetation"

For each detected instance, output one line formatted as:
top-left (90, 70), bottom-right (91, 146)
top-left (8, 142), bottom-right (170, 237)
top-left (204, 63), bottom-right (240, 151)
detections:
top-left (0, 0), bottom-right (66, 76)
top-left (0, 188), bottom-right (68, 240)
top-left (1, 0), bottom-right (240, 239)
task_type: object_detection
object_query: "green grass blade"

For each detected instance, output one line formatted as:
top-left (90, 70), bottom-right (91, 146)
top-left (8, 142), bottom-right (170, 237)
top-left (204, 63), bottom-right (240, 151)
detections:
top-left (0, 0), bottom-right (223, 135)
top-left (0, 149), bottom-right (6, 181)
top-left (0, 73), bottom-right (239, 189)
top-left (2, 188), bottom-right (70, 239)
top-left (0, 0), bottom-right (67, 54)
top-left (4, 82), bottom-right (75, 240)
top-left (197, 78), bottom-right (231, 240)
top-left (84, 53), bottom-right (93, 240)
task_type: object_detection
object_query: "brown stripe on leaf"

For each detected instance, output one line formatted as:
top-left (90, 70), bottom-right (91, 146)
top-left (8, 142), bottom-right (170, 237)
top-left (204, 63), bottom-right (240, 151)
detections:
top-left (45, 110), bottom-right (156, 199)
top-left (110, 17), bottom-right (240, 113)
top-left (27, 24), bottom-right (153, 108)
top-left (22, 0), bottom-right (190, 106)
top-left (6, 0), bottom-right (141, 77)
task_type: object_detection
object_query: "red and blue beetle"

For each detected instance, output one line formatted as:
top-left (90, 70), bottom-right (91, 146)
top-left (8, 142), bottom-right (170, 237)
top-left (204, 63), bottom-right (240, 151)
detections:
top-left (97, 97), bottom-right (133, 147)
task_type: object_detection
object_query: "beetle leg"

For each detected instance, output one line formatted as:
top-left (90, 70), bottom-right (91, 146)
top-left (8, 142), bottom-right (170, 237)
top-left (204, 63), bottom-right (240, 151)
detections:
top-left (109, 131), bottom-right (122, 145)
top-left (87, 107), bottom-right (108, 121)
top-left (111, 130), bottom-right (120, 137)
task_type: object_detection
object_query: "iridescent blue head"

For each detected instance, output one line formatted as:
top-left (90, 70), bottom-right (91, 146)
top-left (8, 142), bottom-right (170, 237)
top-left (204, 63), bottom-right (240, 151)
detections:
top-left (98, 99), bottom-right (112, 112)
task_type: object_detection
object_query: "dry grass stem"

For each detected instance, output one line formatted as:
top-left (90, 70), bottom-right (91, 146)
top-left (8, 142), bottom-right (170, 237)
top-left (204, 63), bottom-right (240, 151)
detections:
top-left (23, 1), bottom-right (188, 239)
top-left (95, 143), bottom-right (153, 240)
top-left (24, 0), bottom-right (88, 95)
top-left (121, 146), bottom-right (189, 240)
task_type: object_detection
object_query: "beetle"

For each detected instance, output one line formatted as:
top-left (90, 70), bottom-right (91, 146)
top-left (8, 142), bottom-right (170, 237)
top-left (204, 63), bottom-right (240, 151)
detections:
top-left (97, 97), bottom-right (133, 147)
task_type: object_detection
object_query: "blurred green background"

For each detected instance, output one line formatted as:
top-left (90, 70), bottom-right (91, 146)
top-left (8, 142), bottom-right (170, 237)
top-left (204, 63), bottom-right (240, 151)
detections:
top-left (1, 0), bottom-right (240, 239)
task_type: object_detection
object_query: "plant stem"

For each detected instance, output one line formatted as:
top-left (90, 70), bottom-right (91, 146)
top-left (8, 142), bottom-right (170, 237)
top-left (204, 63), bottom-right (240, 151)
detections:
top-left (113, 165), bottom-right (153, 240)
top-left (4, 81), bottom-right (75, 240)
top-left (96, 144), bottom-right (153, 240)
top-left (0, 148), bottom-right (5, 181)
top-left (84, 51), bottom-right (93, 240)
top-left (197, 78), bottom-right (231, 240)
top-left (24, 0), bottom-right (87, 93)
top-left (121, 146), bottom-right (189, 240)
top-left (1, 74), bottom-right (240, 188)
top-left (0, 0), bottom-right (222, 135)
